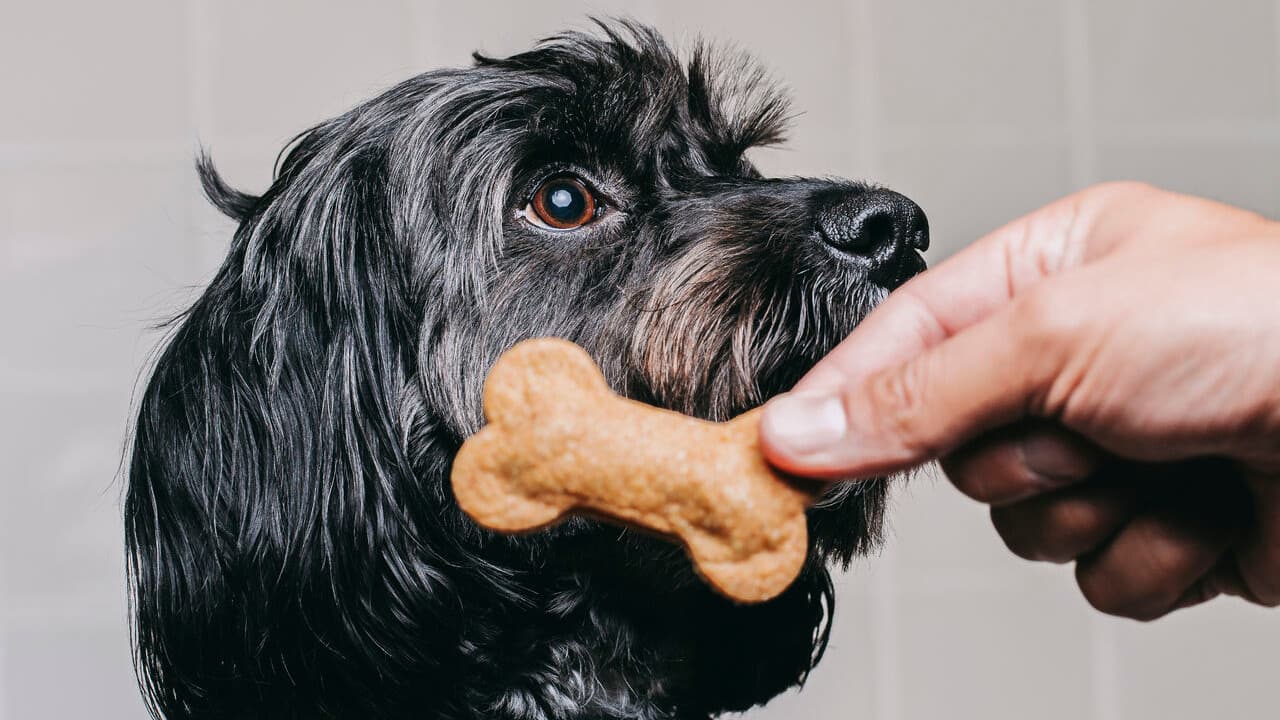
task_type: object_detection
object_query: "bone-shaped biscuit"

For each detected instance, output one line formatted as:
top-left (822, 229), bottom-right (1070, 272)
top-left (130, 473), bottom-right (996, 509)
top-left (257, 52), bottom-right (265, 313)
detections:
top-left (449, 337), bottom-right (816, 603)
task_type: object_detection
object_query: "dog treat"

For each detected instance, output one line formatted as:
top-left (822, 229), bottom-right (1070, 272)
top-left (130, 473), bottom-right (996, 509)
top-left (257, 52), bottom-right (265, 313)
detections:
top-left (450, 337), bottom-right (816, 603)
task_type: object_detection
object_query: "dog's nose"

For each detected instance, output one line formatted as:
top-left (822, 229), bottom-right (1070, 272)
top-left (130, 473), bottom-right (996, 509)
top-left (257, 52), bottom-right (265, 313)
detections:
top-left (817, 189), bottom-right (930, 259)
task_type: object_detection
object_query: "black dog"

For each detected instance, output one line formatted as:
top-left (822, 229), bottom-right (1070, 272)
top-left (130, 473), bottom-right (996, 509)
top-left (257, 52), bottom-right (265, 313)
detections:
top-left (125, 22), bottom-right (927, 720)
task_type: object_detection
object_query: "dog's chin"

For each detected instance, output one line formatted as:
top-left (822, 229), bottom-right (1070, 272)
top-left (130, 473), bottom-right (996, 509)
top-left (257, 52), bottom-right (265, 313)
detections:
top-left (536, 356), bottom-right (879, 594)
top-left (508, 262), bottom-right (923, 595)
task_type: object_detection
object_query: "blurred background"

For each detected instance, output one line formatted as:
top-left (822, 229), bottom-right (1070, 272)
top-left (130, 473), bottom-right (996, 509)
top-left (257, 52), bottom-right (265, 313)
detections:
top-left (2, 1), bottom-right (1278, 718)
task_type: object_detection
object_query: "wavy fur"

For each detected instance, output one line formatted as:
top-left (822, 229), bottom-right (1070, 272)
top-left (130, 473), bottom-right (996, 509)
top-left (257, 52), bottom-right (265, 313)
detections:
top-left (126, 21), bottom-right (924, 719)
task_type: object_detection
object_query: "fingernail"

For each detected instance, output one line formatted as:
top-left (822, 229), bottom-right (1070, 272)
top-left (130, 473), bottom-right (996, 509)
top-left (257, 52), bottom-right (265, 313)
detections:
top-left (762, 391), bottom-right (849, 456)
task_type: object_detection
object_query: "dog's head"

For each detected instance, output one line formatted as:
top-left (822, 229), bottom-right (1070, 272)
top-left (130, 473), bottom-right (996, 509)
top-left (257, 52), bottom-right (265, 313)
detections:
top-left (127, 23), bottom-right (927, 719)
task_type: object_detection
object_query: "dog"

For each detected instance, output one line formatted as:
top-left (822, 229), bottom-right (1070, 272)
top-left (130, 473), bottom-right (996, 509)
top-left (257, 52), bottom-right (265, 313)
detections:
top-left (125, 22), bottom-right (928, 720)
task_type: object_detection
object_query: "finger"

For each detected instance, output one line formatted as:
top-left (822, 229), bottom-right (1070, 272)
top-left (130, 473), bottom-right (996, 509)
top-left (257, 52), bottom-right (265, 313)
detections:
top-left (941, 423), bottom-right (1102, 505)
top-left (1168, 551), bottom-right (1261, 612)
top-left (1075, 511), bottom-right (1236, 621)
top-left (990, 483), bottom-right (1137, 563)
top-left (762, 283), bottom-right (1074, 478)
top-left (794, 182), bottom-right (1162, 394)
top-left (1229, 472), bottom-right (1280, 606)
top-left (1168, 578), bottom-right (1223, 613)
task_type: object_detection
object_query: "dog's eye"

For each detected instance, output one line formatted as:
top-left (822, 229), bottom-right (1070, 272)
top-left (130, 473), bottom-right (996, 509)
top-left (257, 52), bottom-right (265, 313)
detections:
top-left (523, 176), bottom-right (598, 230)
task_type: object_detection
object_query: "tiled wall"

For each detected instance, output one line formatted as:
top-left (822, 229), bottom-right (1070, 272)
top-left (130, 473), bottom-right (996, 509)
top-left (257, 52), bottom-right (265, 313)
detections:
top-left (2, 1), bottom-right (1278, 718)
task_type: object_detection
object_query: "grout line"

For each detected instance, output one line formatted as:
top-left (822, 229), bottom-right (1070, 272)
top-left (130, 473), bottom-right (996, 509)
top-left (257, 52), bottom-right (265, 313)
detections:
top-left (1091, 122), bottom-right (1280, 144)
top-left (0, 375), bottom-right (127, 395)
top-left (848, 2), bottom-right (899, 718)
top-left (184, 0), bottom-right (214, 142)
top-left (0, 562), bottom-right (5, 720)
top-left (850, 0), bottom-right (882, 181)
top-left (404, 0), bottom-right (431, 70)
top-left (0, 142), bottom-right (192, 168)
top-left (184, 0), bottom-right (215, 282)
top-left (868, 520), bottom-right (903, 720)
top-left (1063, 0), bottom-right (1097, 189)
top-left (1089, 615), bottom-right (1121, 720)
top-left (876, 122), bottom-right (1280, 150)
top-left (1275, 0), bottom-right (1280, 120)
top-left (399, 0), bottom-right (418, 72)
top-left (894, 568), bottom-right (1068, 595)
top-left (1064, 4), bottom-right (1117, 717)
top-left (856, 3), bottom-right (905, 710)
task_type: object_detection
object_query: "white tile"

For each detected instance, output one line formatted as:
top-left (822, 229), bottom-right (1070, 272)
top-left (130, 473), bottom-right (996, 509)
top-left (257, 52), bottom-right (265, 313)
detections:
top-left (884, 468), bottom-right (1082, 600)
top-left (1, 624), bottom-right (147, 720)
top-left (0, 159), bottom-right (198, 388)
top-left (654, 0), bottom-right (862, 176)
top-left (741, 583), bottom-right (877, 719)
top-left (0, 621), bottom-right (5, 720)
top-left (1095, 141), bottom-right (1280, 218)
top-left (896, 587), bottom-right (1094, 720)
top-left (412, 1), bottom-right (660, 68)
top-left (184, 142), bottom-right (275, 277)
top-left (0, 1), bottom-right (188, 142)
top-left (877, 141), bottom-right (1076, 260)
top-left (751, 148), bottom-right (867, 188)
top-left (1087, 0), bottom-right (1280, 126)
top-left (871, 0), bottom-right (1070, 132)
top-left (0, 390), bottom-right (134, 623)
top-left (206, 1), bottom-right (417, 145)
top-left (1110, 600), bottom-right (1280, 719)
top-left (889, 473), bottom-right (1026, 590)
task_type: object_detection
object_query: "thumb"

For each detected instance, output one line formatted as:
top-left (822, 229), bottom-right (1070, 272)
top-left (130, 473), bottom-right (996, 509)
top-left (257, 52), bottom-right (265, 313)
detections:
top-left (760, 296), bottom-right (1063, 479)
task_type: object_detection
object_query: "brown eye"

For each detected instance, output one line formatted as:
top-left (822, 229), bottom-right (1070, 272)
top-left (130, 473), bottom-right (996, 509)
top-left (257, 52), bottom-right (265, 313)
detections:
top-left (528, 176), bottom-right (597, 230)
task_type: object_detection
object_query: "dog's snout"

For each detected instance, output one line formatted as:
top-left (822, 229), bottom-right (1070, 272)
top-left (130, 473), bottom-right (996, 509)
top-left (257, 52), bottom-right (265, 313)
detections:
top-left (815, 189), bottom-right (929, 287)
top-left (817, 189), bottom-right (930, 257)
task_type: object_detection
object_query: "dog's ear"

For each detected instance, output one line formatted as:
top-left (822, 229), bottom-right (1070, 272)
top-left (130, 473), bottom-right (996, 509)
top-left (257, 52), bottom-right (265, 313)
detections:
top-left (686, 43), bottom-right (792, 173)
top-left (125, 128), bottom-right (465, 716)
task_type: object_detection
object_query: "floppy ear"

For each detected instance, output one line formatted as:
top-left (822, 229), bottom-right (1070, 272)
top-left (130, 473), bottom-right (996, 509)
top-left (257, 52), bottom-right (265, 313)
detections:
top-left (124, 123), bottom-right (465, 716)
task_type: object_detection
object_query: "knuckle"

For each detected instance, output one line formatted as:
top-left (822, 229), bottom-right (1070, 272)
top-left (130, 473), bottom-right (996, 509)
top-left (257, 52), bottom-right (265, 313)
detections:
top-left (1076, 547), bottom-right (1189, 621)
top-left (951, 442), bottom-right (1041, 505)
top-left (961, 470), bottom-right (1002, 505)
top-left (1011, 286), bottom-right (1081, 348)
top-left (864, 360), bottom-right (939, 457)
top-left (944, 449), bottom-right (1007, 504)
top-left (1076, 563), bottom-right (1140, 618)
top-left (990, 506), bottom-right (1046, 562)
top-left (991, 503), bottom-right (1079, 564)
top-left (1043, 499), bottom-right (1104, 557)
top-left (1075, 182), bottom-right (1164, 223)
top-left (1008, 288), bottom-right (1090, 417)
top-left (1141, 539), bottom-right (1189, 581)
top-left (1237, 564), bottom-right (1280, 607)
top-left (1083, 180), bottom-right (1158, 203)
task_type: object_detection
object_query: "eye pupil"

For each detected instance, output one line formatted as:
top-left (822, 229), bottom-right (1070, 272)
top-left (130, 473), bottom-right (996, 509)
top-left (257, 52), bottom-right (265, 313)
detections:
top-left (550, 188), bottom-right (574, 210)
top-left (543, 182), bottom-right (585, 222)
top-left (529, 176), bottom-right (597, 230)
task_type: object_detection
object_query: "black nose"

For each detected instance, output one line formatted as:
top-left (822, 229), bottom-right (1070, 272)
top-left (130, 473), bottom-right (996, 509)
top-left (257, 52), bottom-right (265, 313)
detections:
top-left (817, 189), bottom-right (930, 259)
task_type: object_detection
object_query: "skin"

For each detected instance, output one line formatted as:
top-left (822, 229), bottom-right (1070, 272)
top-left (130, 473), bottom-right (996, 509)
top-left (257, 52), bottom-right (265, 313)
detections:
top-left (759, 182), bottom-right (1280, 621)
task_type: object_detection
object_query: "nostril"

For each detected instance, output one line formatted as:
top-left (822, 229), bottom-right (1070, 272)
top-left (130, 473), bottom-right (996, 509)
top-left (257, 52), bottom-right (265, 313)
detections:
top-left (855, 213), bottom-right (897, 255)
top-left (817, 189), bottom-right (929, 259)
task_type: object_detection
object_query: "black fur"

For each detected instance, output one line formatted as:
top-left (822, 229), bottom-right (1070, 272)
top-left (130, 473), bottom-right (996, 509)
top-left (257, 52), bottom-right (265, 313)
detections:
top-left (125, 22), bottom-right (927, 720)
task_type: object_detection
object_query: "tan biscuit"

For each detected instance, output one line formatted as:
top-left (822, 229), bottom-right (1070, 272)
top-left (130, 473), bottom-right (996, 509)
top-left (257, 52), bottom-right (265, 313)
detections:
top-left (449, 337), bottom-right (816, 603)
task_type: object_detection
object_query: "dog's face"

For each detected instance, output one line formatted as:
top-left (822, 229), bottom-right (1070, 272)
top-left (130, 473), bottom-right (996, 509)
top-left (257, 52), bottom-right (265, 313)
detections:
top-left (128, 23), bottom-right (927, 719)
top-left (414, 33), bottom-right (927, 434)
top-left (402, 28), bottom-right (927, 570)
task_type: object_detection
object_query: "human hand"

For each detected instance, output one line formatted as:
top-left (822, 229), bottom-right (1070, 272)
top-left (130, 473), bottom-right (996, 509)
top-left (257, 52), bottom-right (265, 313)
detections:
top-left (760, 182), bottom-right (1280, 620)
